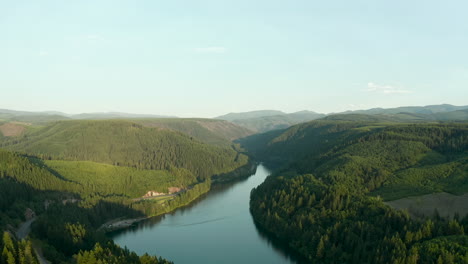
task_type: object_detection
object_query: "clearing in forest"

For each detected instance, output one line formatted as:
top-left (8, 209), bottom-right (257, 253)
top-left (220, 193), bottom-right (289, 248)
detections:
top-left (386, 192), bottom-right (468, 219)
top-left (0, 122), bottom-right (28, 136)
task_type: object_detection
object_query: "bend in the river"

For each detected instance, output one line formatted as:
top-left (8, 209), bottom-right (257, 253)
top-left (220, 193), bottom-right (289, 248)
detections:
top-left (110, 164), bottom-right (306, 264)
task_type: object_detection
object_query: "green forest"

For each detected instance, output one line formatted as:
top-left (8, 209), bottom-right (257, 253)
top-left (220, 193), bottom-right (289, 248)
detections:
top-left (0, 119), bottom-right (253, 263)
top-left (0, 120), bottom-right (249, 179)
top-left (1, 115), bottom-right (468, 263)
top-left (245, 122), bottom-right (468, 263)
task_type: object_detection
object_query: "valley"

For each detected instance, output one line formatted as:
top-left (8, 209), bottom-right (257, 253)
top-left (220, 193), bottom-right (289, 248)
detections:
top-left (110, 164), bottom-right (305, 264)
top-left (245, 121), bottom-right (468, 263)
top-left (0, 118), bottom-right (253, 263)
top-left (3, 2), bottom-right (468, 262)
top-left (0, 105), bottom-right (467, 264)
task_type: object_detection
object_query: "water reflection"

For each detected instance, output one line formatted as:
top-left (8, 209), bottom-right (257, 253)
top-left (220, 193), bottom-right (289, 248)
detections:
top-left (252, 217), bottom-right (310, 264)
top-left (110, 164), bottom-right (305, 264)
top-left (111, 177), bottom-right (252, 236)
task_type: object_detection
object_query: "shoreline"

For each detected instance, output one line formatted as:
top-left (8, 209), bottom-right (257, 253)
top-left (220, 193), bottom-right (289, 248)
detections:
top-left (99, 217), bottom-right (148, 232)
top-left (102, 161), bottom-right (258, 233)
top-left (101, 180), bottom-right (211, 232)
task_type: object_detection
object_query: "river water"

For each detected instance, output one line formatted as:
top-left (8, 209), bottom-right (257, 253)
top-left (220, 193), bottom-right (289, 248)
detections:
top-left (110, 164), bottom-right (304, 264)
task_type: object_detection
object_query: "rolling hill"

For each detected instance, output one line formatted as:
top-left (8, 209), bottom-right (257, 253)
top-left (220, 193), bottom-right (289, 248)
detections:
top-left (215, 110), bottom-right (286, 121)
top-left (0, 117), bottom-right (255, 262)
top-left (0, 149), bottom-right (175, 263)
top-left (71, 112), bottom-right (175, 120)
top-left (0, 109), bottom-right (70, 125)
top-left (216, 110), bottom-right (325, 132)
top-left (244, 120), bottom-right (468, 263)
top-left (323, 110), bottom-right (468, 123)
top-left (0, 109), bottom-right (174, 125)
top-left (0, 119), bottom-right (249, 179)
top-left (340, 104), bottom-right (468, 115)
top-left (135, 118), bottom-right (253, 146)
top-left (217, 105), bottom-right (468, 133)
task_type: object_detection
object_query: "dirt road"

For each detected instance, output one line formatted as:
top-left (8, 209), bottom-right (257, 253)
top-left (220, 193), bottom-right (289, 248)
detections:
top-left (15, 217), bottom-right (36, 239)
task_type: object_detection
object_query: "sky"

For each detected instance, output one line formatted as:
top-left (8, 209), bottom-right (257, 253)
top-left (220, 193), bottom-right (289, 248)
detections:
top-left (1, 0), bottom-right (467, 117)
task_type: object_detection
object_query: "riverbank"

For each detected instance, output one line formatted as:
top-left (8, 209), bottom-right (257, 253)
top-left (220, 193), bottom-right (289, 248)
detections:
top-left (102, 162), bottom-right (257, 232)
top-left (110, 164), bottom-right (300, 264)
top-left (99, 217), bottom-right (148, 232)
top-left (211, 160), bottom-right (257, 184)
top-left (101, 183), bottom-right (211, 232)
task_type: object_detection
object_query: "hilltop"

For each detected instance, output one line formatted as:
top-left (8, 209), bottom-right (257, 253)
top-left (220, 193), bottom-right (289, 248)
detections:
top-left (0, 117), bottom-right (253, 263)
top-left (216, 110), bottom-right (325, 132)
top-left (215, 104), bottom-right (468, 132)
top-left (0, 119), bottom-right (249, 179)
top-left (339, 104), bottom-right (468, 115)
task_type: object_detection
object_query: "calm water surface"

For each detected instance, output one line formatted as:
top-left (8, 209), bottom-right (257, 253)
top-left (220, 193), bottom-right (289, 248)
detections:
top-left (110, 164), bottom-right (304, 264)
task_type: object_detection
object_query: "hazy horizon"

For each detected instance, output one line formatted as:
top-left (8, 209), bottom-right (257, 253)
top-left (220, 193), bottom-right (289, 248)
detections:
top-left (2, 1), bottom-right (467, 117)
top-left (1, 102), bottom-right (467, 119)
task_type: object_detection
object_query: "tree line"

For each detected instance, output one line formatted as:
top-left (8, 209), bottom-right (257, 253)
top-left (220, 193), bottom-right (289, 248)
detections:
top-left (249, 122), bottom-right (468, 263)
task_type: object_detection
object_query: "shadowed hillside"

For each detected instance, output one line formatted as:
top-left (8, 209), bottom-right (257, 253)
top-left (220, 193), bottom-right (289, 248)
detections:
top-left (0, 119), bottom-right (249, 179)
top-left (217, 110), bottom-right (325, 132)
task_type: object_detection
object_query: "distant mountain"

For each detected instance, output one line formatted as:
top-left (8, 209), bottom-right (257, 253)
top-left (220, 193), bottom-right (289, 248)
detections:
top-left (220, 104), bottom-right (468, 133)
top-left (324, 109), bottom-right (468, 123)
top-left (0, 109), bottom-right (70, 124)
top-left (216, 110), bottom-right (285, 121)
top-left (340, 104), bottom-right (468, 115)
top-left (432, 109), bottom-right (468, 121)
top-left (0, 109), bottom-right (175, 124)
top-left (134, 118), bottom-right (254, 146)
top-left (2, 104), bottom-right (466, 130)
top-left (288, 110), bottom-right (325, 122)
top-left (70, 112), bottom-right (175, 120)
top-left (216, 110), bottom-right (325, 132)
top-left (231, 115), bottom-right (298, 132)
top-left (41, 110), bottom-right (71, 116)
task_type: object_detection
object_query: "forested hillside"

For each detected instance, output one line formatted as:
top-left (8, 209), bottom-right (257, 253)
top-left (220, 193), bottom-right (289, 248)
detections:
top-left (0, 109), bottom-right (70, 125)
top-left (247, 121), bottom-right (468, 263)
top-left (0, 150), bottom-right (176, 263)
top-left (324, 104), bottom-right (468, 123)
top-left (340, 104), bottom-right (468, 115)
top-left (1, 232), bottom-right (39, 264)
top-left (0, 118), bottom-right (253, 263)
top-left (216, 110), bottom-right (325, 133)
top-left (239, 120), bottom-right (370, 166)
top-left (216, 105), bottom-right (468, 133)
top-left (323, 110), bottom-right (468, 123)
top-left (0, 120), bottom-right (249, 179)
top-left (135, 118), bottom-right (253, 146)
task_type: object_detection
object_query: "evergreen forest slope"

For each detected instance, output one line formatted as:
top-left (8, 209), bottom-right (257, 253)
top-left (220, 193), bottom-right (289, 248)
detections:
top-left (340, 104), bottom-right (468, 115)
top-left (244, 120), bottom-right (468, 263)
top-left (0, 149), bottom-right (175, 263)
top-left (135, 118), bottom-right (253, 146)
top-left (0, 120), bottom-right (249, 179)
top-left (323, 110), bottom-right (468, 123)
top-left (216, 110), bottom-right (325, 132)
top-left (0, 118), bottom-right (253, 263)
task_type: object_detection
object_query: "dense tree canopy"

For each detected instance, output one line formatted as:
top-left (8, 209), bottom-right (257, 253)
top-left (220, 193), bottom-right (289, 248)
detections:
top-left (0, 119), bottom-right (253, 264)
top-left (1, 120), bottom-right (249, 179)
top-left (248, 122), bottom-right (468, 263)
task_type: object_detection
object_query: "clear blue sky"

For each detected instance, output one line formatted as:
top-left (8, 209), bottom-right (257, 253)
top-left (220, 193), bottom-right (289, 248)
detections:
top-left (1, 0), bottom-right (467, 117)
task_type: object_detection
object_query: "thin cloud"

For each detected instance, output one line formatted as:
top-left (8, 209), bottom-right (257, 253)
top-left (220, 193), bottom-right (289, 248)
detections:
top-left (194, 47), bottom-right (227, 54)
top-left (38, 51), bottom-right (49, 56)
top-left (366, 82), bottom-right (412, 94)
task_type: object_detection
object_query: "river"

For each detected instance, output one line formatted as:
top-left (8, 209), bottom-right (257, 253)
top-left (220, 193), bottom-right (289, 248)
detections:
top-left (110, 164), bottom-right (305, 264)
